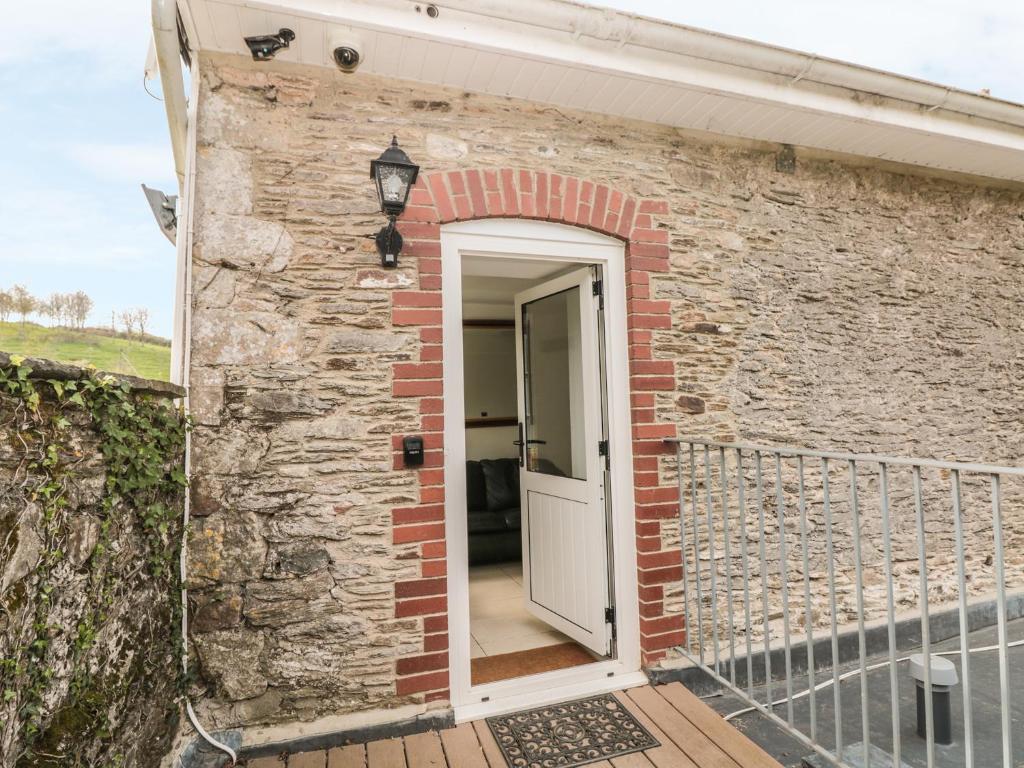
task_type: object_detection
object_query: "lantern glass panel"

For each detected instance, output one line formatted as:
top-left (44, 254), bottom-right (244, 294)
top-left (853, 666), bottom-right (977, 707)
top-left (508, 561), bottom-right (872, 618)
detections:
top-left (378, 164), bottom-right (413, 208)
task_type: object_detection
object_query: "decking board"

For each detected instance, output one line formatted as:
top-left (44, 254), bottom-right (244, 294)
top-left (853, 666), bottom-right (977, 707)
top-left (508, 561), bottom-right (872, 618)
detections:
top-left (265, 685), bottom-right (784, 768)
top-left (657, 682), bottom-right (781, 768)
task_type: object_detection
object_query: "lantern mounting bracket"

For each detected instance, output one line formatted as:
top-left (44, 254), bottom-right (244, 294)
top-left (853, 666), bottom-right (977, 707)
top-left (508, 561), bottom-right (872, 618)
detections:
top-left (375, 216), bottom-right (404, 269)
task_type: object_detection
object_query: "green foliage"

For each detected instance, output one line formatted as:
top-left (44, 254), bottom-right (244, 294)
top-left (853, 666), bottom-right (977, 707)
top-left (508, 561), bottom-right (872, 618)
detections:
top-left (0, 321), bottom-right (171, 381)
top-left (0, 355), bottom-right (187, 766)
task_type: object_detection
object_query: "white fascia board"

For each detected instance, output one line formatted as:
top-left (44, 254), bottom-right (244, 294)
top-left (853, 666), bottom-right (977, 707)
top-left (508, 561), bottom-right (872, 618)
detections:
top-left (187, 0), bottom-right (1024, 168)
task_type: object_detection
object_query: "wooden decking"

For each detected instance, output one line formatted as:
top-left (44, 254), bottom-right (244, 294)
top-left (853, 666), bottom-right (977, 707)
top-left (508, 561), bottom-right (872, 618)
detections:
top-left (245, 683), bottom-right (782, 768)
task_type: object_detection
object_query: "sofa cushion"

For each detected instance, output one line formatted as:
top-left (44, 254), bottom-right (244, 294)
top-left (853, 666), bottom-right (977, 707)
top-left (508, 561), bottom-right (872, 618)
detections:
top-left (502, 508), bottom-right (522, 530)
top-left (466, 460), bottom-right (487, 512)
top-left (467, 510), bottom-right (512, 534)
top-left (481, 458), bottom-right (520, 511)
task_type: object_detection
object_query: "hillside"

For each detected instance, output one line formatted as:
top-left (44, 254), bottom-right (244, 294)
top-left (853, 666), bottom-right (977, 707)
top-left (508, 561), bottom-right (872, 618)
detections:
top-left (0, 321), bottom-right (171, 381)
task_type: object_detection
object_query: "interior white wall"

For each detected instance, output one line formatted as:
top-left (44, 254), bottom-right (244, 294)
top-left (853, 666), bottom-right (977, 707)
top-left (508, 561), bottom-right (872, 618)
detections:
top-left (462, 280), bottom-right (518, 462)
top-left (465, 426), bottom-right (518, 461)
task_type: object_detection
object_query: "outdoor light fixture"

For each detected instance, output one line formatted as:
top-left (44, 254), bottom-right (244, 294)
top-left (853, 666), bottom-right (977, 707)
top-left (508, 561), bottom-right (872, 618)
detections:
top-left (370, 136), bottom-right (419, 268)
top-left (141, 184), bottom-right (178, 244)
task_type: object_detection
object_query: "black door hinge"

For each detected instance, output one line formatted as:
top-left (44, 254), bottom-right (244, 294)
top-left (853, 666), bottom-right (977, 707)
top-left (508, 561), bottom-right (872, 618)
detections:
top-left (605, 606), bottom-right (616, 638)
top-left (592, 279), bottom-right (604, 310)
top-left (598, 439), bottom-right (610, 469)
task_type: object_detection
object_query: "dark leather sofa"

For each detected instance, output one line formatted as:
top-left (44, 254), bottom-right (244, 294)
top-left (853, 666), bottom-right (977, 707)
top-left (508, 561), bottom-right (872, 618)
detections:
top-left (466, 458), bottom-right (522, 565)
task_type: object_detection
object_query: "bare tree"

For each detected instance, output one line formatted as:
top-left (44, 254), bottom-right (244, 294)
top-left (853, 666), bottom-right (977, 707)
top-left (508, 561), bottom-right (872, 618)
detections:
top-left (69, 291), bottom-right (93, 329)
top-left (0, 289), bottom-right (13, 323)
top-left (134, 307), bottom-right (150, 339)
top-left (11, 285), bottom-right (35, 326)
top-left (43, 293), bottom-right (62, 327)
top-left (119, 309), bottom-right (136, 337)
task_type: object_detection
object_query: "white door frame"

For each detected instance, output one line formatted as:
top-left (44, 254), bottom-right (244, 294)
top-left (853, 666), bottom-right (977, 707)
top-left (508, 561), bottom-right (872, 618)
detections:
top-left (441, 219), bottom-right (643, 721)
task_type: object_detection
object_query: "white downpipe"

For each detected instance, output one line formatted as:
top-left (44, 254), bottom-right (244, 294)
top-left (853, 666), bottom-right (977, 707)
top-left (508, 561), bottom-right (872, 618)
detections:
top-left (152, 0), bottom-right (188, 190)
top-left (153, 1), bottom-right (235, 764)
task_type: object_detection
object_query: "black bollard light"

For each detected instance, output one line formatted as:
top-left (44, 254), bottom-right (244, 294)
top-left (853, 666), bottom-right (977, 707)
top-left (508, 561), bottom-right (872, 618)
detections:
top-left (908, 653), bottom-right (959, 745)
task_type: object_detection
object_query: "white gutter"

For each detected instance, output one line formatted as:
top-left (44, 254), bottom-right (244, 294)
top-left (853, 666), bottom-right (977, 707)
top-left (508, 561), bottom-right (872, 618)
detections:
top-left (237, 0), bottom-right (1024, 175)
top-left (434, 0), bottom-right (1024, 131)
top-left (152, 0), bottom-right (189, 190)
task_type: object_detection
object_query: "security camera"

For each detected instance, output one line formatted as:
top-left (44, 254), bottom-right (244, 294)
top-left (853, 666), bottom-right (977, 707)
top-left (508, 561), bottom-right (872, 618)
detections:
top-left (333, 45), bottom-right (361, 72)
top-left (328, 30), bottom-right (362, 73)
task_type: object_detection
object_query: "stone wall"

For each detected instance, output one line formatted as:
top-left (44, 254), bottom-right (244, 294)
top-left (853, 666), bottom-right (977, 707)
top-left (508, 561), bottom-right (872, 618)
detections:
top-left (186, 51), bottom-right (1024, 733)
top-left (0, 353), bottom-right (186, 767)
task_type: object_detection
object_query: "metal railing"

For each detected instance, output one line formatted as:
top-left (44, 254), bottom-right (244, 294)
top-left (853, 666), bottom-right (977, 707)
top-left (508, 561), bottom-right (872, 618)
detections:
top-left (666, 437), bottom-right (1024, 768)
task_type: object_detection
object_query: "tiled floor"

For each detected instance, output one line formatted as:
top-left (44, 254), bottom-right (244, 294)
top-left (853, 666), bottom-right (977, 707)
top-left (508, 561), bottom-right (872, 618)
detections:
top-left (468, 562), bottom-right (573, 657)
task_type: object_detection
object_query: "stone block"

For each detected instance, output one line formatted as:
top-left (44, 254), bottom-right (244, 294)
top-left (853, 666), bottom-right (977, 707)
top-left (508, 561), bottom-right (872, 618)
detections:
top-left (191, 586), bottom-right (243, 632)
top-left (194, 629), bottom-right (268, 700)
top-left (195, 213), bottom-right (293, 273)
top-left (192, 310), bottom-right (304, 365)
top-left (243, 570), bottom-right (339, 627)
top-left (195, 147), bottom-right (253, 218)
top-left (187, 512), bottom-right (267, 586)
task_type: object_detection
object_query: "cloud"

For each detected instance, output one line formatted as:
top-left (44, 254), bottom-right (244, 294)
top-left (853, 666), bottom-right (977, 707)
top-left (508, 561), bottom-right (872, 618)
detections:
top-left (1, 0), bottom-right (151, 82)
top-left (66, 142), bottom-right (176, 185)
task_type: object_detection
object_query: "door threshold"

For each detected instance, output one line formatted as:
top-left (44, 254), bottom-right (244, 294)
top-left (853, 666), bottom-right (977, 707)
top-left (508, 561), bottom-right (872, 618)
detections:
top-left (454, 669), bottom-right (649, 722)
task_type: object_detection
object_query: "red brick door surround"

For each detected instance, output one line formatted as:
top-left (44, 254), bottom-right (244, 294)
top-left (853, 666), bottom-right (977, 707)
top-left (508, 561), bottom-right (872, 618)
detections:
top-left (388, 168), bottom-right (681, 705)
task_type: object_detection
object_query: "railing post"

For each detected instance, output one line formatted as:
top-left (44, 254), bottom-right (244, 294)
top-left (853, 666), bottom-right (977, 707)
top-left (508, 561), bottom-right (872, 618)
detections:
top-left (676, 443), bottom-right (692, 657)
top-left (703, 446), bottom-right (720, 676)
top-left (991, 473), bottom-right (1011, 768)
top-left (797, 455), bottom-right (816, 743)
top-left (878, 463), bottom-right (901, 766)
top-left (951, 470), bottom-right (974, 768)
top-left (754, 450), bottom-right (773, 711)
top-left (912, 465), bottom-right (935, 768)
top-left (849, 459), bottom-right (870, 768)
top-left (689, 443), bottom-right (705, 667)
top-left (736, 449), bottom-right (754, 701)
top-left (720, 447), bottom-right (737, 686)
top-left (774, 453), bottom-right (795, 726)
top-left (823, 457), bottom-right (844, 758)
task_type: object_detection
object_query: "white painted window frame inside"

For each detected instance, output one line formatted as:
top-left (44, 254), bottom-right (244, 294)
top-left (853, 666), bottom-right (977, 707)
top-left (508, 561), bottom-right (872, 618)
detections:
top-left (441, 219), bottom-right (644, 721)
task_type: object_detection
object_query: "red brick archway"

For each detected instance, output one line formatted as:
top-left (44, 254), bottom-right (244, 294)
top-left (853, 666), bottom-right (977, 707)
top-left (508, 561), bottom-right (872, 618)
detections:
top-left (387, 168), bottom-right (681, 705)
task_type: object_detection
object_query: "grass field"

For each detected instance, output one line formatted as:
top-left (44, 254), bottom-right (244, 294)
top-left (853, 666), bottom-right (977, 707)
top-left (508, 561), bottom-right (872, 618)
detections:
top-left (0, 322), bottom-right (171, 381)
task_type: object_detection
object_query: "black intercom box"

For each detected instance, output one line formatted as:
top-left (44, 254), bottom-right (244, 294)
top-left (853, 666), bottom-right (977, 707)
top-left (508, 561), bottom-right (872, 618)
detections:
top-left (402, 435), bottom-right (425, 466)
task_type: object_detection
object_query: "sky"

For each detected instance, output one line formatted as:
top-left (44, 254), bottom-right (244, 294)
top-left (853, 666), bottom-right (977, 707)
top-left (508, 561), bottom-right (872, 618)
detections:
top-left (2, 1), bottom-right (1022, 339)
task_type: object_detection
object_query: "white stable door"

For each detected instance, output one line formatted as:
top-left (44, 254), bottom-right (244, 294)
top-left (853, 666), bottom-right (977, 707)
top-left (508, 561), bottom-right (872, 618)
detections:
top-left (514, 268), bottom-right (612, 657)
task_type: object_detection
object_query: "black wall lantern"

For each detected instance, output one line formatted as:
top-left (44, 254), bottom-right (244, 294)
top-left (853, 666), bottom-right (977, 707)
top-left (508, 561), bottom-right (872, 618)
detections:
top-left (370, 136), bottom-right (419, 268)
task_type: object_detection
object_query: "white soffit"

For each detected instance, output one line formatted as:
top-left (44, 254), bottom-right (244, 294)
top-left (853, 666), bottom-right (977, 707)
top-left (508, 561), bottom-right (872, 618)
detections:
top-left (181, 0), bottom-right (1024, 183)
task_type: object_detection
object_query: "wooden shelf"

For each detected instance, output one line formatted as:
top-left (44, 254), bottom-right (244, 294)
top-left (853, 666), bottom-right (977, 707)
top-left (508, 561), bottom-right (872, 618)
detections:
top-left (465, 416), bottom-right (518, 429)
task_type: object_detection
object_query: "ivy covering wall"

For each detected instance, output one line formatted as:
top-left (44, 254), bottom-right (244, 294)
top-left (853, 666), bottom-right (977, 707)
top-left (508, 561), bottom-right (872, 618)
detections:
top-left (0, 353), bottom-right (187, 767)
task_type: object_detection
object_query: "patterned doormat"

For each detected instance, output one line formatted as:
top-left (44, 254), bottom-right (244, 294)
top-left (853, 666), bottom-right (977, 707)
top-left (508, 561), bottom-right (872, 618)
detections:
top-left (485, 693), bottom-right (660, 768)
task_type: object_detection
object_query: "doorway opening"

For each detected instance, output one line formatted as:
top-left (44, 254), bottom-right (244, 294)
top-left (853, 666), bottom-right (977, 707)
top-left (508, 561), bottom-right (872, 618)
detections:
top-left (460, 254), bottom-right (614, 686)
top-left (442, 218), bottom-right (642, 718)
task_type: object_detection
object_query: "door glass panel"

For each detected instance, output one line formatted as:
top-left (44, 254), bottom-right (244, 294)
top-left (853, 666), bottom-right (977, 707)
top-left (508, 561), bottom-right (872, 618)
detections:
top-left (522, 287), bottom-right (587, 480)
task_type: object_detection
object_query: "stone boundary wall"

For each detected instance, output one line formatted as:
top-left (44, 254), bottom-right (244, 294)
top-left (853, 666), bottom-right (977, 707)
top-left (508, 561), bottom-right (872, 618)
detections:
top-left (0, 352), bottom-right (186, 768)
